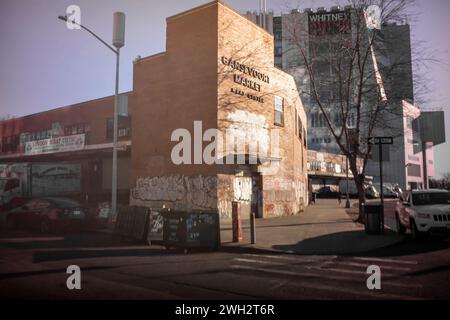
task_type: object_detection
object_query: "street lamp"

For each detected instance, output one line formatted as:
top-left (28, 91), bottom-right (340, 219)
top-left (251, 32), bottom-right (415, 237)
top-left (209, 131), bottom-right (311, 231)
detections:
top-left (58, 12), bottom-right (125, 227)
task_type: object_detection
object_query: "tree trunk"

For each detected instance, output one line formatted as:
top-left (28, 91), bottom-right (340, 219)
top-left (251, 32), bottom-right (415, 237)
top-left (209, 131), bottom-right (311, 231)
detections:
top-left (355, 177), bottom-right (366, 223)
top-left (349, 158), bottom-right (366, 223)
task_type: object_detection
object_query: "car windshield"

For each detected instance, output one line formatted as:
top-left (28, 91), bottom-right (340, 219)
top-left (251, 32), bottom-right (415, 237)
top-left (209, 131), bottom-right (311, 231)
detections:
top-left (412, 193), bottom-right (450, 206)
top-left (44, 198), bottom-right (81, 208)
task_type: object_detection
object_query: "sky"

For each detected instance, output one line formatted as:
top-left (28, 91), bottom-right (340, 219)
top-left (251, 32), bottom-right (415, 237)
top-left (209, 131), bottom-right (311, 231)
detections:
top-left (0, 0), bottom-right (449, 177)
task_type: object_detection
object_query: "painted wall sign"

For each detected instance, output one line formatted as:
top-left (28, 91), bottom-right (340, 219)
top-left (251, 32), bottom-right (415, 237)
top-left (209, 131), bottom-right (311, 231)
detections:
top-left (221, 56), bottom-right (270, 84)
top-left (25, 134), bottom-right (85, 155)
top-left (309, 10), bottom-right (351, 35)
top-left (31, 163), bottom-right (81, 196)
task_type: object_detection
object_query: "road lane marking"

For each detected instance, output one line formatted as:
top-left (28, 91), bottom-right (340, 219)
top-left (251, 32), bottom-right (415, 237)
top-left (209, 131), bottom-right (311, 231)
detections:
top-left (352, 257), bottom-right (418, 265)
top-left (231, 264), bottom-right (422, 289)
top-left (243, 253), bottom-right (336, 263)
top-left (231, 263), bottom-right (422, 289)
top-left (312, 266), bottom-right (395, 277)
top-left (232, 258), bottom-right (283, 265)
top-left (230, 265), bottom-right (421, 299)
top-left (323, 261), bottom-right (412, 272)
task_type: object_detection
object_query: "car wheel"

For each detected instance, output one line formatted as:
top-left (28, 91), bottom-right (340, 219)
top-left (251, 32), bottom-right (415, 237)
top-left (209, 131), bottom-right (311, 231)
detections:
top-left (410, 219), bottom-right (422, 240)
top-left (40, 217), bottom-right (51, 234)
top-left (396, 213), bottom-right (406, 234)
top-left (6, 215), bottom-right (16, 230)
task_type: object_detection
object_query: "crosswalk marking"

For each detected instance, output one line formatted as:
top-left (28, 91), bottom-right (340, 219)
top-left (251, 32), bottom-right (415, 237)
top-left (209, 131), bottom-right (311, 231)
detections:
top-left (321, 260), bottom-right (413, 272)
top-left (233, 258), bottom-right (283, 265)
top-left (230, 254), bottom-right (423, 291)
top-left (230, 265), bottom-right (421, 299)
top-left (312, 265), bottom-right (395, 277)
top-left (242, 253), bottom-right (335, 263)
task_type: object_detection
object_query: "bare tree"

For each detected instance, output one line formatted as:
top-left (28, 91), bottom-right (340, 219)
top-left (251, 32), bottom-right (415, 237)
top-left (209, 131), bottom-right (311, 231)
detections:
top-left (282, 0), bottom-right (425, 220)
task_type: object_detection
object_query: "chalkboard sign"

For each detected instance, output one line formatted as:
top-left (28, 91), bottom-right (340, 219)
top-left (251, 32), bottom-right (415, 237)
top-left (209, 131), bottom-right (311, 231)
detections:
top-left (147, 209), bottom-right (165, 242)
top-left (162, 211), bottom-right (220, 250)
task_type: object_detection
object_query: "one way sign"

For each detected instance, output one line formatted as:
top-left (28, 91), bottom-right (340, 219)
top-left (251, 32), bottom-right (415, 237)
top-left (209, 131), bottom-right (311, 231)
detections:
top-left (367, 137), bottom-right (393, 145)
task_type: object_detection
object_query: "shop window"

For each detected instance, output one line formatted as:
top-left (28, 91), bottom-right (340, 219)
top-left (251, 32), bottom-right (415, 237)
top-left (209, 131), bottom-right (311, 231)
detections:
top-left (274, 96), bottom-right (284, 127)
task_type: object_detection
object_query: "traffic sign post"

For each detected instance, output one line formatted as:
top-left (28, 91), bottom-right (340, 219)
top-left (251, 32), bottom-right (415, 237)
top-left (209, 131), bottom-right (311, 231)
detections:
top-left (368, 136), bottom-right (393, 234)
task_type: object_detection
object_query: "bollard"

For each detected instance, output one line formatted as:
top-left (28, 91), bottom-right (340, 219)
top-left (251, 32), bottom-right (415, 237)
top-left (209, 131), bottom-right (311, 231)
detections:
top-left (250, 212), bottom-right (256, 244)
top-left (231, 201), bottom-right (242, 242)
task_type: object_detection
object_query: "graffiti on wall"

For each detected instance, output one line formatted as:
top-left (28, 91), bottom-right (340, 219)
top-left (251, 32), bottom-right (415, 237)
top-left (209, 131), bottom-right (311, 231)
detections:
top-left (234, 176), bottom-right (252, 202)
top-left (263, 177), bottom-right (307, 217)
top-left (131, 175), bottom-right (217, 209)
top-left (227, 110), bottom-right (269, 155)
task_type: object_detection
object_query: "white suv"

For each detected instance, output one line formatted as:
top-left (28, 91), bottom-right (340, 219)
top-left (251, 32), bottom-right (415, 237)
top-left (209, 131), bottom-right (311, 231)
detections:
top-left (395, 189), bottom-right (450, 239)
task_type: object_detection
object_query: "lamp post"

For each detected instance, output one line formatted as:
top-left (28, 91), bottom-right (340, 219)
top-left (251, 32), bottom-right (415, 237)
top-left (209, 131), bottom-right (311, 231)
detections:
top-left (58, 12), bottom-right (125, 227)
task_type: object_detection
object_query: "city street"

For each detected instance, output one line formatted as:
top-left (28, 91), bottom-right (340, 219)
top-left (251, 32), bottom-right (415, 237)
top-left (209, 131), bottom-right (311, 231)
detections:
top-left (0, 228), bottom-right (449, 299)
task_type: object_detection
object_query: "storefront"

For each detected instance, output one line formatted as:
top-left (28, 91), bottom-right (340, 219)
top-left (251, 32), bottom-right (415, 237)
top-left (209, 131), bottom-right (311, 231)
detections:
top-left (0, 95), bottom-right (131, 205)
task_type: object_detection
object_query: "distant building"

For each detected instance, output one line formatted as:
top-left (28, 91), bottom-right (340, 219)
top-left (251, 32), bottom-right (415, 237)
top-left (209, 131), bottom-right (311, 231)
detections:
top-left (245, 6), bottom-right (437, 190)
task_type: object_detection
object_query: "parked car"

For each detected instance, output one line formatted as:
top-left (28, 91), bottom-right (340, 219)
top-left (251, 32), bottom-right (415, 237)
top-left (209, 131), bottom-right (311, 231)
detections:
top-left (395, 189), bottom-right (450, 239)
top-left (338, 180), bottom-right (380, 198)
top-left (382, 186), bottom-right (399, 198)
top-left (316, 186), bottom-right (340, 198)
top-left (1, 197), bottom-right (87, 233)
top-left (365, 185), bottom-right (380, 199)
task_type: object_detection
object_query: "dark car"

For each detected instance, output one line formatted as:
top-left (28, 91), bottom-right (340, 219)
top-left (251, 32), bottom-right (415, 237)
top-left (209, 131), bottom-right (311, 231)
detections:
top-left (316, 186), bottom-right (340, 199)
top-left (4, 197), bottom-right (87, 233)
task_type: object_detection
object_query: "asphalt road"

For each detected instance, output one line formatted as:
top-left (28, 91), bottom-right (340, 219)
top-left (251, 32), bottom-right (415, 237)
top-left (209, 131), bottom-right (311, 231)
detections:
top-left (0, 230), bottom-right (449, 300)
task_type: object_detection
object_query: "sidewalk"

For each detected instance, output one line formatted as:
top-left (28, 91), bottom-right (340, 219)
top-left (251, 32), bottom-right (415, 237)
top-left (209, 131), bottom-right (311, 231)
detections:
top-left (221, 199), bottom-right (405, 255)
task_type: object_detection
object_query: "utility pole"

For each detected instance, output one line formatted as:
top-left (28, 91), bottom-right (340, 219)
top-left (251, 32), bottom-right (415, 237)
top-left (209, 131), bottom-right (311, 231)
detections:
top-left (58, 12), bottom-right (126, 228)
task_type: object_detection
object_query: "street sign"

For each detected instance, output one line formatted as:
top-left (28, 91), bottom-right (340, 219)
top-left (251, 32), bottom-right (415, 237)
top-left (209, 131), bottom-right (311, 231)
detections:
top-left (367, 136), bottom-right (393, 234)
top-left (368, 136), bottom-right (393, 145)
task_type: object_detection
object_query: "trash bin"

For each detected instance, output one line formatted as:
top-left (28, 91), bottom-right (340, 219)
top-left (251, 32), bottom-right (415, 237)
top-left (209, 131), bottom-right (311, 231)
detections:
top-left (363, 204), bottom-right (383, 234)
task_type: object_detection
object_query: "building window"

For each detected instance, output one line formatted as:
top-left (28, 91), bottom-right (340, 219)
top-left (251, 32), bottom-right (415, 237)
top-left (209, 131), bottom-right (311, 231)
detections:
top-left (311, 137), bottom-right (331, 144)
top-left (407, 163), bottom-right (421, 177)
top-left (275, 46), bottom-right (283, 57)
top-left (311, 113), bottom-right (327, 128)
top-left (107, 116), bottom-right (132, 140)
top-left (347, 112), bottom-right (356, 128)
top-left (311, 113), bottom-right (316, 127)
top-left (274, 96), bottom-right (284, 126)
top-left (295, 109), bottom-right (298, 136)
top-left (298, 115), bottom-right (303, 140)
top-left (0, 135), bottom-right (19, 153)
top-left (303, 129), bottom-right (307, 147)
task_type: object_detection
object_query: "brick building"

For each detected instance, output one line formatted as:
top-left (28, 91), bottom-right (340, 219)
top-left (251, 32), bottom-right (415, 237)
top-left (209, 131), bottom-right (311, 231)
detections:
top-left (0, 94), bottom-right (132, 204)
top-left (0, 1), bottom-right (308, 221)
top-left (129, 1), bottom-right (308, 220)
